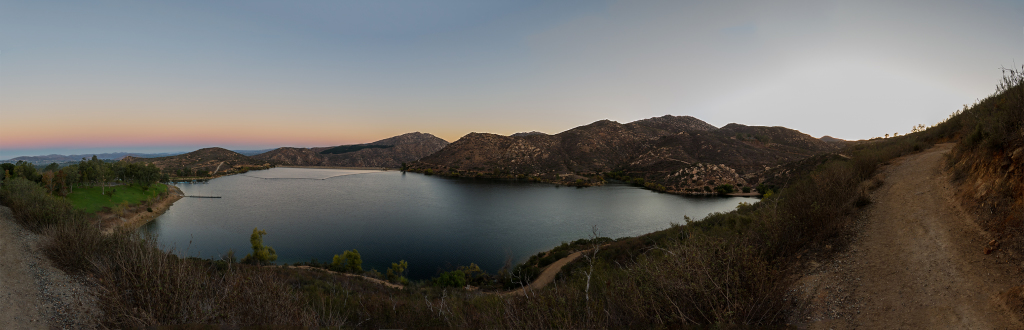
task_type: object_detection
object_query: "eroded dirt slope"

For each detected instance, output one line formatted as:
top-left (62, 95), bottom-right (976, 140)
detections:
top-left (789, 143), bottom-right (1024, 328)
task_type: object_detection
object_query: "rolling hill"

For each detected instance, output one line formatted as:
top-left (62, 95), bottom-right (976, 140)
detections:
top-left (409, 115), bottom-right (840, 194)
top-left (252, 132), bottom-right (449, 168)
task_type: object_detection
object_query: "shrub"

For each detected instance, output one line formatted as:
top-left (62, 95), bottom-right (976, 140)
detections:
top-left (331, 249), bottom-right (363, 273)
top-left (714, 184), bottom-right (735, 195)
top-left (386, 260), bottom-right (409, 285)
top-left (0, 177), bottom-right (92, 231)
top-left (433, 270), bottom-right (467, 288)
top-left (241, 228), bottom-right (277, 265)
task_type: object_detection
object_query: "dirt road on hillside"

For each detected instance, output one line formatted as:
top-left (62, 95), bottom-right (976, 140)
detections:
top-left (0, 206), bottom-right (100, 329)
top-left (789, 143), bottom-right (1024, 328)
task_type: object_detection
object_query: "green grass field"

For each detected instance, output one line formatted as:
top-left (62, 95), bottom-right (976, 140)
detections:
top-left (66, 183), bottom-right (168, 213)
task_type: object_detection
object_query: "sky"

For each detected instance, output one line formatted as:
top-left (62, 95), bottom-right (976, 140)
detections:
top-left (1, 0), bottom-right (1022, 159)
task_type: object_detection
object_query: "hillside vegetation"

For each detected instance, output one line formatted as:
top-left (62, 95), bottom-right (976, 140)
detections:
top-left (944, 66), bottom-right (1024, 257)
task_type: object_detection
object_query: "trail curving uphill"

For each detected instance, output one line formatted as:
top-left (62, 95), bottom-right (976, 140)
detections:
top-left (506, 250), bottom-right (587, 296)
top-left (789, 143), bottom-right (1024, 328)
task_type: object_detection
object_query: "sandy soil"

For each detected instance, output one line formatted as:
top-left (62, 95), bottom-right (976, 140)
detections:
top-left (0, 206), bottom-right (101, 329)
top-left (788, 143), bottom-right (1024, 328)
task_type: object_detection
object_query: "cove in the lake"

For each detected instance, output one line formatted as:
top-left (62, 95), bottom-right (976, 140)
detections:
top-left (143, 168), bottom-right (756, 280)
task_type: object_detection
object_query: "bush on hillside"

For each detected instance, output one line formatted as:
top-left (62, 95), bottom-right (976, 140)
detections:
top-left (241, 228), bottom-right (278, 265)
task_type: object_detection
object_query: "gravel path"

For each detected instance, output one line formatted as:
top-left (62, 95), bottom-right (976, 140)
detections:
top-left (787, 143), bottom-right (1024, 328)
top-left (0, 206), bottom-right (101, 329)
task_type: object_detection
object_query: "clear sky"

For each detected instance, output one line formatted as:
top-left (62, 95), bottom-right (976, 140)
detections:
top-left (2, 0), bottom-right (1022, 159)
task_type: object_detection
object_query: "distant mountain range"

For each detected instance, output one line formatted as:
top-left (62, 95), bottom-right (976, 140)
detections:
top-left (117, 132), bottom-right (449, 176)
top-left (2, 149), bottom-right (278, 165)
top-left (409, 115), bottom-right (843, 194)
top-left (2, 152), bottom-right (186, 165)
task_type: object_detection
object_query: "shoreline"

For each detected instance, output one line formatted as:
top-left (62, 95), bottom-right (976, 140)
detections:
top-left (102, 184), bottom-right (184, 234)
top-left (277, 165), bottom-right (397, 170)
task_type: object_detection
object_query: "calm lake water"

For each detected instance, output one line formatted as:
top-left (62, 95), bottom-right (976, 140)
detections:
top-left (144, 168), bottom-right (756, 279)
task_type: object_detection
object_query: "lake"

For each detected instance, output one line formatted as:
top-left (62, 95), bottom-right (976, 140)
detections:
top-left (143, 168), bottom-right (756, 280)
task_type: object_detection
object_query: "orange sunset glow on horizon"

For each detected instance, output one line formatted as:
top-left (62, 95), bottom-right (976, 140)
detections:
top-left (2, 1), bottom-right (1020, 160)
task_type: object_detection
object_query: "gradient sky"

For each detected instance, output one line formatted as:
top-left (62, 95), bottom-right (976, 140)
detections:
top-left (2, 0), bottom-right (1022, 159)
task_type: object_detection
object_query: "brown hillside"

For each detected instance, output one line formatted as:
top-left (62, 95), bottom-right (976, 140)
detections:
top-left (411, 115), bottom-right (839, 194)
top-left (253, 132), bottom-right (449, 168)
top-left (124, 147), bottom-right (267, 175)
top-left (251, 147), bottom-right (325, 166)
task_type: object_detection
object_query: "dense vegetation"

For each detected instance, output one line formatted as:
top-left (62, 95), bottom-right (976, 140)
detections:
top-left (0, 68), bottom-right (1019, 327)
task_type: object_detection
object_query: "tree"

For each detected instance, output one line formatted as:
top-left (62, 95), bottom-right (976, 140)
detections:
top-left (1, 163), bottom-right (14, 183)
top-left (433, 270), bottom-right (466, 288)
top-left (63, 164), bottom-right (80, 193)
top-left (13, 161), bottom-right (40, 182)
top-left (386, 260), bottom-right (409, 285)
top-left (714, 184), bottom-right (736, 196)
top-left (241, 227), bottom-right (278, 265)
top-left (43, 162), bottom-right (59, 173)
top-left (331, 249), bottom-right (363, 273)
top-left (41, 171), bottom-right (55, 194)
top-left (95, 161), bottom-right (112, 195)
top-left (54, 170), bottom-right (68, 196)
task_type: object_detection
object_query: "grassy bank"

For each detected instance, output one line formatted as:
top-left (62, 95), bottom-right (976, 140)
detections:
top-left (66, 183), bottom-right (167, 213)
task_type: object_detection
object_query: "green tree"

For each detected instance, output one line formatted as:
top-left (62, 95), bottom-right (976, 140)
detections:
top-left (43, 162), bottom-right (60, 173)
top-left (331, 249), bottom-right (363, 273)
top-left (41, 171), bottom-right (55, 194)
top-left (241, 227), bottom-right (278, 265)
top-left (386, 260), bottom-right (409, 285)
top-left (13, 161), bottom-right (40, 182)
top-left (63, 164), bottom-right (80, 193)
top-left (433, 270), bottom-right (466, 288)
top-left (714, 184), bottom-right (736, 196)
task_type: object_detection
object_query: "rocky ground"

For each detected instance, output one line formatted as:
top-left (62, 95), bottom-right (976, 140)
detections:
top-left (786, 143), bottom-right (1024, 328)
top-left (0, 206), bottom-right (101, 329)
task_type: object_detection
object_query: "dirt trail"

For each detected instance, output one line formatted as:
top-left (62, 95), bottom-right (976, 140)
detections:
top-left (789, 143), bottom-right (1024, 328)
top-left (0, 206), bottom-right (101, 328)
top-left (0, 207), bottom-right (47, 328)
top-left (507, 250), bottom-right (587, 296)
